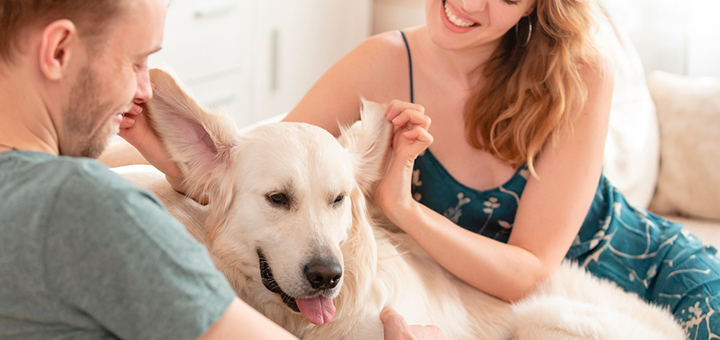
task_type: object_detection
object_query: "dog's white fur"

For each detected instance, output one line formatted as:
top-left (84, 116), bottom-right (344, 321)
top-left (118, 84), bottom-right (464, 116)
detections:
top-left (116, 69), bottom-right (685, 339)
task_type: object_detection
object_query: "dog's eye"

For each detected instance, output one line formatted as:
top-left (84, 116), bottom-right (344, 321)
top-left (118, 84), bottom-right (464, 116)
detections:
top-left (267, 193), bottom-right (290, 207)
top-left (333, 195), bottom-right (346, 206)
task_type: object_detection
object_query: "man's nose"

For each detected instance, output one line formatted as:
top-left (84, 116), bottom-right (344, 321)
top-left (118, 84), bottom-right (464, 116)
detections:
top-left (135, 69), bottom-right (153, 101)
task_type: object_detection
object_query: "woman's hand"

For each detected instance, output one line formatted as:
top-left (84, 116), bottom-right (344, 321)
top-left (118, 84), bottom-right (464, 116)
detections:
top-left (119, 100), bottom-right (187, 196)
top-left (381, 307), bottom-right (445, 340)
top-left (374, 100), bottom-right (433, 225)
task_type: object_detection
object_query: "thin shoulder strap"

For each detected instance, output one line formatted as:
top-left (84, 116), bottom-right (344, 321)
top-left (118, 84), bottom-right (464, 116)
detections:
top-left (398, 30), bottom-right (414, 103)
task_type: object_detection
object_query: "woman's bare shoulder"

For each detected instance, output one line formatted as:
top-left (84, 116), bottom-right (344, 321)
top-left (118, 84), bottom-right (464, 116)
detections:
top-left (580, 53), bottom-right (616, 95)
top-left (360, 30), bottom-right (409, 56)
top-left (349, 30), bottom-right (414, 81)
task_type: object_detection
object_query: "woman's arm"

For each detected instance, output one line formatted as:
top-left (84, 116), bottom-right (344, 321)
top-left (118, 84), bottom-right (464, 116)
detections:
top-left (97, 139), bottom-right (150, 168)
top-left (378, 59), bottom-right (615, 302)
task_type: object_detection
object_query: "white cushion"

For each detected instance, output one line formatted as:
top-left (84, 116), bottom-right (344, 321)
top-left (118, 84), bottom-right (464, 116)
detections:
top-left (647, 71), bottom-right (720, 221)
top-left (594, 2), bottom-right (660, 209)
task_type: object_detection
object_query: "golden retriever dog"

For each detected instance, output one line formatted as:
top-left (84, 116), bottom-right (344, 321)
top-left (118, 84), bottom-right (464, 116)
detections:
top-left (116, 69), bottom-right (685, 339)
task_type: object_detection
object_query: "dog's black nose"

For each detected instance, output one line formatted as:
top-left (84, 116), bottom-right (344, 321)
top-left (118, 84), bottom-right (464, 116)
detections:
top-left (304, 260), bottom-right (342, 290)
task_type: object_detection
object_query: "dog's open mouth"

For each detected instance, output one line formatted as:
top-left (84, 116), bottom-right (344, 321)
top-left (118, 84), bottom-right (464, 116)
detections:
top-left (258, 249), bottom-right (337, 324)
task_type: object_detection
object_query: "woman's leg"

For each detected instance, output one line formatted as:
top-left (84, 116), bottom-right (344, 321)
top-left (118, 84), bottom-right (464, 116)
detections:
top-left (651, 230), bottom-right (720, 339)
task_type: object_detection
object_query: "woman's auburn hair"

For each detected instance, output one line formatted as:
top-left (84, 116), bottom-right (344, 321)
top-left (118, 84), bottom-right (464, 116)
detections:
top-left (464, 0), bottom-right (602, 177)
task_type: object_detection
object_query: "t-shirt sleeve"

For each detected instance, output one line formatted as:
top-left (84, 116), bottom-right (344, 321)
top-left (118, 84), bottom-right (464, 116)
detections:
top-left (43, 164), bottom-right (236, 340)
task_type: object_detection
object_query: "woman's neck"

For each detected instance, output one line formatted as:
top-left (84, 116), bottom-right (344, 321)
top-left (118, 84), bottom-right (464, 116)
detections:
top-left (414, 26), bottom-right (500, 90)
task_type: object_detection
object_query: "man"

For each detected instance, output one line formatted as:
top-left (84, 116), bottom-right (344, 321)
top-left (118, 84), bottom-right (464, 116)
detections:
top-left (0, 0), bottom-right (442, 339)
top-left (0, 0), bottom-right (299, 338)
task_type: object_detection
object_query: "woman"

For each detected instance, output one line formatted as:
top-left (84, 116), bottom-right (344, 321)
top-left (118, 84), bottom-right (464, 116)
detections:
top-left (278, 0), bottom-right (718, 338)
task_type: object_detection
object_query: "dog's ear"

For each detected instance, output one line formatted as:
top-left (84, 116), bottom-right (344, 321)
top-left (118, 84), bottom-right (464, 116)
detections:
top-left (146, 68), bottom-right (238, 239)
top-left (339, 99), bottom-right (394, 194)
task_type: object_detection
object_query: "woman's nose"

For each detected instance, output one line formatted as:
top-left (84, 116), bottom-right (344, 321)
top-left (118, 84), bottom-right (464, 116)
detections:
top-left (460, 0), bottom-right (486, 13)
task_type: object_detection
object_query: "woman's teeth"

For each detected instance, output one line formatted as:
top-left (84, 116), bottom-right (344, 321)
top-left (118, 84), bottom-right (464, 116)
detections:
top-left (444, 1), bottom-right (476, 28)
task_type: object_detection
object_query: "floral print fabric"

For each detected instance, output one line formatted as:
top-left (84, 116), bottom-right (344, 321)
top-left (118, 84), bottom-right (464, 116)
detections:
top-left (412, 149), bottom-right (720, 339)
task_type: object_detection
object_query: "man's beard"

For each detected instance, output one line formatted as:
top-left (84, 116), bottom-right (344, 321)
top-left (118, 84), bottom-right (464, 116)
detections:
top-left (59, 65), bottom-right (118, 158)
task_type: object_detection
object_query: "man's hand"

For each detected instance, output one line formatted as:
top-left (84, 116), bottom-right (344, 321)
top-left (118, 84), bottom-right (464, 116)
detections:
top-left (381, 307), bottom-right (445, 340)
top-left (119, 100), bottom-right (187, 197)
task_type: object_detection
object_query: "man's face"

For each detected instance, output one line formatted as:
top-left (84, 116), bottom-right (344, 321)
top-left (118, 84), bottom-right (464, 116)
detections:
top-left (59, 0), bottom-right (165, 158)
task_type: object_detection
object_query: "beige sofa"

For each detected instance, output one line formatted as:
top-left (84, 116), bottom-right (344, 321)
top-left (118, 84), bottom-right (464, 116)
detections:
top-left (592, 4), bottom-right (720, 247)
top-left (646, 71), bottom-right (720, 246)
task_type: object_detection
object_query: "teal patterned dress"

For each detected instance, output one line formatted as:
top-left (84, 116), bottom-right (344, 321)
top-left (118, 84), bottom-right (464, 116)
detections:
top-left (399, 30), bottom-right (719, 340)
top-left (412, 149), bottom-right (719, 339)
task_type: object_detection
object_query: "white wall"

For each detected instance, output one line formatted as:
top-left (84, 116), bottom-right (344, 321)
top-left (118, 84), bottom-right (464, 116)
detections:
top-left (149, 0), bottom-right (373, 127)
top-left (602, 0), bottom-right (720, 78)
top-left (372, 0), bottom-right (425, 34)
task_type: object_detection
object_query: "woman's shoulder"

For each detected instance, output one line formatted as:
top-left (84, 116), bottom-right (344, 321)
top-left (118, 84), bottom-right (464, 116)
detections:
top-left (349, 29), bottom-right (414, 71)
top-left (359, 30), bottom-right (409, 54)
top-left (329, 28), bottom-right (421, 102)
top-left (579, 52), bottom-right (616, 93)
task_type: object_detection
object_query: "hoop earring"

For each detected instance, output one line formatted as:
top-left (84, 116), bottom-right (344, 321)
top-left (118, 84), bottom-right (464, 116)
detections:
top-left (515, 16), bottom-right (533, 46)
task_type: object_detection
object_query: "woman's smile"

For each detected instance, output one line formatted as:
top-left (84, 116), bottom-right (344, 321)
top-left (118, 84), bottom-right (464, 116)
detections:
top-left (442, 0), bottom-right (480, 32)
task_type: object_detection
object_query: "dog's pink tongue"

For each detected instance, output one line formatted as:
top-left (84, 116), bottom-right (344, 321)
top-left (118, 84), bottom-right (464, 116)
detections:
top-left (296, 296), bottom-right (336, 325)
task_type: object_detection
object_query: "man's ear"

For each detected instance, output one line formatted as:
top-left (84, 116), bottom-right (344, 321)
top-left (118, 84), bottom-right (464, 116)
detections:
top-left (38, 19), bottom-right (78, 80)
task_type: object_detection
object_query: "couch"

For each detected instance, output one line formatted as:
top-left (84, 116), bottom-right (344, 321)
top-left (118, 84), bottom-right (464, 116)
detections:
top-left (590, 3), bottom-right (720, 247)
top-left (647, 71), bottom-right (720, 245)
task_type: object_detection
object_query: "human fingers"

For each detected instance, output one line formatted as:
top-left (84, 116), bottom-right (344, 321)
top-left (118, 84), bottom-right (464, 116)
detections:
top-left (402, 125), bottom-right (434, 145)
top-left (390, 109), bottom-right (431, 130)
top-left (119, 102), bottom-right (144, 129)
top-left (397, 126), bottom-right (433, 164)
top-left (385, 100), bottom-right (425, 122)
top-left (380, 307), bottom-right (411, 340)
top-left (381, 307), bottom-right (446, 340)
top-left (380, 307), bottom-right (404, 324)
top-left (120, 116), bottom-right (135, 129)
top-left (123, 102), bottom-right (144, 117)
top-left (409, 325), bottom-right (445, 340)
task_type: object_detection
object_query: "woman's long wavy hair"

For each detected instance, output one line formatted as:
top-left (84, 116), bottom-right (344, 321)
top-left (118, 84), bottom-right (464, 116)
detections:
top-left (464, 0), bottom-right (601, 177)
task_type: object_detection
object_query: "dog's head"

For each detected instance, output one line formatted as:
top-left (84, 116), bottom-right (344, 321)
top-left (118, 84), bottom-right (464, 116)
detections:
top-left (146, 69), bottom-right (391, 326)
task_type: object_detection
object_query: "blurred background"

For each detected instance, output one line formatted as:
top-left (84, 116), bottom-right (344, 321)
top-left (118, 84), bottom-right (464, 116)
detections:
top-left (149, 0), bottom-right (720, 128)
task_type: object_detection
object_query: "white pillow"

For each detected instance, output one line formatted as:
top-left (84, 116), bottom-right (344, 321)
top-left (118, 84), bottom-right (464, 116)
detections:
top-left (594, 3), bottom-right (660, 209)
top-left (647, 71), bottom-right (720, 220)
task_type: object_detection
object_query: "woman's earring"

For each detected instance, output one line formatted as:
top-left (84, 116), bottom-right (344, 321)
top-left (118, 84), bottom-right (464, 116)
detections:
top-left (515, 16), bottom-right (533, 46)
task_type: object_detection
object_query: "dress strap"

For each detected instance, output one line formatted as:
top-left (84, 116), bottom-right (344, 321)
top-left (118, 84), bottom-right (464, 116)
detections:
top-left (398, 30), bottom-right (414, 104)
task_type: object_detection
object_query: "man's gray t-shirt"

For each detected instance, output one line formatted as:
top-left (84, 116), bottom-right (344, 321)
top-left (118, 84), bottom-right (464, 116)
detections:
top-left (0, 150), bottom-right (236, 339)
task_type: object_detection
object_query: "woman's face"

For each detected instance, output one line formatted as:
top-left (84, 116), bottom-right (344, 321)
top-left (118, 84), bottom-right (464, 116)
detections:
top-left (425, 0), bottom-right (536, 51)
